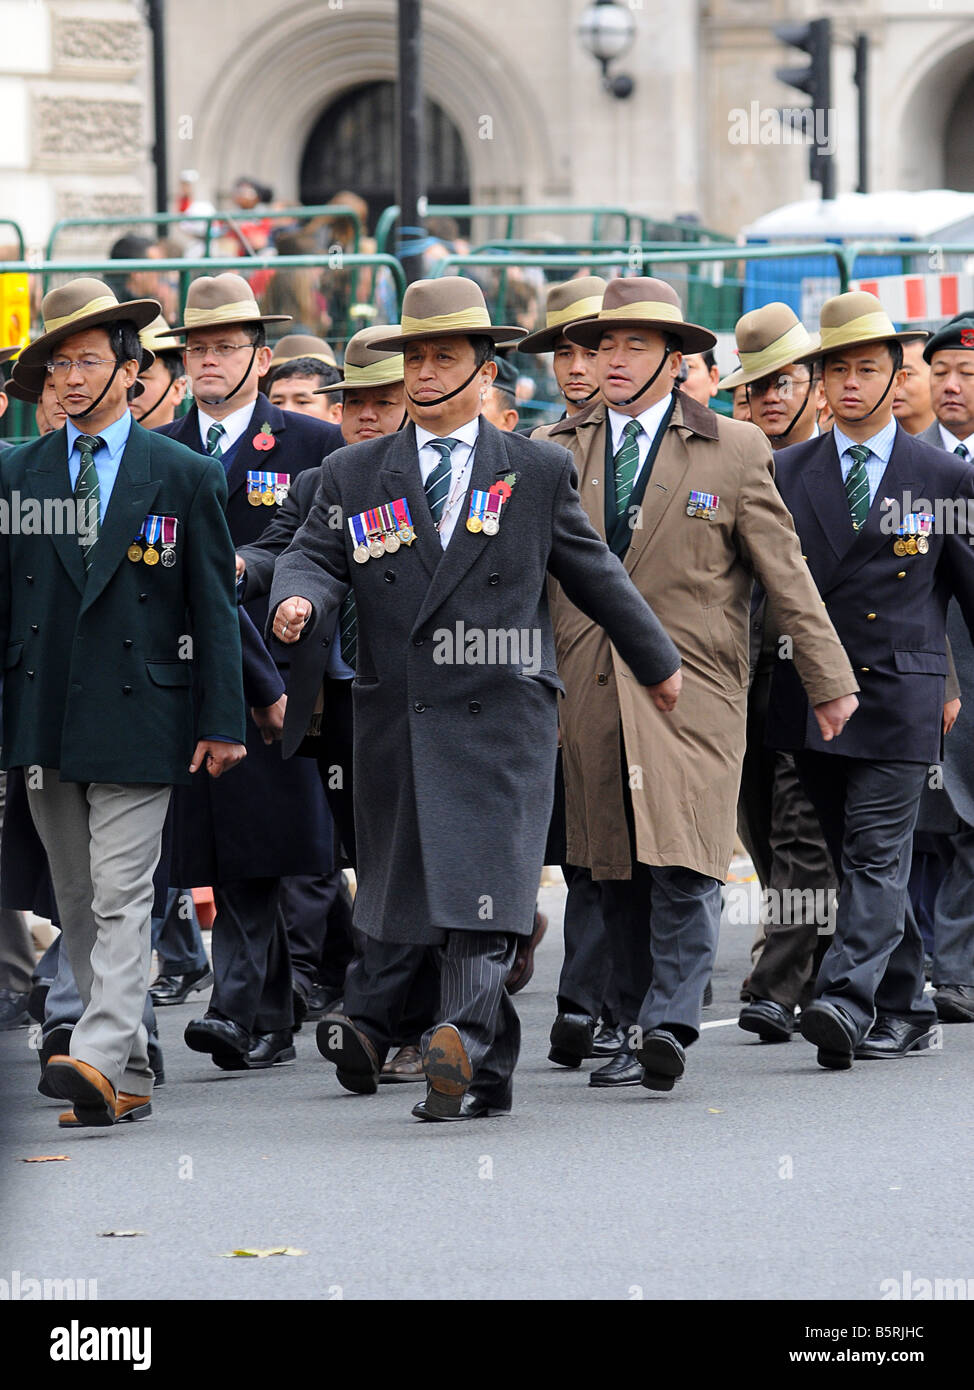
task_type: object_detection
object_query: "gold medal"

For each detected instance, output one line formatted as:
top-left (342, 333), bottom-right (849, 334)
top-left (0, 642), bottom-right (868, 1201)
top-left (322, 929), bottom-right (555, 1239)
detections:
top-left (384, 531), bottom-right (400, 553)
top-left (893, 539), bottom-right (907, 557)
top-left (262, 489), bottom-right (275, 506)
top-left (906, 536), bottom-right (918, 555)
top-left (398, 525), bottom-right (415, 546)
top-left (248, 490), bottom-right (262, 507)
top-left (353, 544), bottom-right (370, 564)
top-left (467, 516), bottom-right (483, 534)
top-left (916, 535), bottom-right (929, 554)
top-left (127, 542), bottom-right (144, 563)
top-left (143, 546), bottom-right (160, 566)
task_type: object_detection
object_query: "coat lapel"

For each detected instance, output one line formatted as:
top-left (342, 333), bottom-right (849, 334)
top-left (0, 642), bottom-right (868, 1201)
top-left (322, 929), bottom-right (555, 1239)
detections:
top-left (225, 394), bottom-right (279, 502)
top-left (570, 408), bottom-right (608, 542)
top-left (25, 432), bottom-right (86, 594)
top-left (80, 424), bottom-right (161, 612)
top-left (819, 426), bottom-right (919, 594)
top-left (378, 423), bottom-right (442, 580)
top-left (412, 420), bottom-right (510, 633)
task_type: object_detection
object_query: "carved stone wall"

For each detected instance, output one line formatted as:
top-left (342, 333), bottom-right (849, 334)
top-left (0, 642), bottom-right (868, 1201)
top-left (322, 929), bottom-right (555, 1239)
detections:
top-left (34, 93), bottom-right (145, 168)
top-left (51, 12), bottom-right (145, 74)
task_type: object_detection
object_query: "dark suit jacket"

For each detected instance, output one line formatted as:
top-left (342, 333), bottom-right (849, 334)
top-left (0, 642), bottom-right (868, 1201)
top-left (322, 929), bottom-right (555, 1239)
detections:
top-left (157, 395), bottom-right (340, 881)
top-left (269, 419), bottom-right (680, 943)
top-left (0, 419), bottom-right (244, 783)
top-left (767, 425), bottom-right (974, 764)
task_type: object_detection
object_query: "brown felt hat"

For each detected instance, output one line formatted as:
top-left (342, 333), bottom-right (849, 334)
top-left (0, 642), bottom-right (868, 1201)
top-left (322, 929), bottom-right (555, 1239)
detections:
top-left (18, 277), bottom-right (160, 373)
top-left (267, 333), bottom-right (338, 370)
top-left (718, 303), bottom-right (817, 390)
top-left (169, 272), bottom-right (291, 333)
top-left (371, 277), bottom-right (525, 351)
top-left (797, 290), bottom-right (922, 363)
top-left (315, 325), bottom-right (404, 394)
top-left (564, 277), bottom-right (717, 355)
top-left (517, 277), bottom-right (607, 354)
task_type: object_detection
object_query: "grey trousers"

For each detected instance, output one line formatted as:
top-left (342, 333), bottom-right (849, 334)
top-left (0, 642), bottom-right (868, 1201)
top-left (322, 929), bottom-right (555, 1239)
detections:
top-left (26, 772), bottom-right (171, 1094)
top-left (932, 821), bottom-right (974, 988)
top-left (0, 909), bottom-right (34, 995)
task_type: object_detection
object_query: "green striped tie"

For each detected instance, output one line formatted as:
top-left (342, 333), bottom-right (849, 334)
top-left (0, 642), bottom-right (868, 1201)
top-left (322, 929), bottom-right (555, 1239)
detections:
top-left (845, 443), bottom-right (871, 532)
top-left (339, 591), bottom-right (357, 667)
top-left (206, 422), bottom-right (225, 457)
top-left (954, 442), bottom-right (970, 460)
top-left (614, 418), bottom-right (643, 517)
top-left (425, 437), bottom-right (460, 526)
top-left (73, 433), bottom-right (103, 572)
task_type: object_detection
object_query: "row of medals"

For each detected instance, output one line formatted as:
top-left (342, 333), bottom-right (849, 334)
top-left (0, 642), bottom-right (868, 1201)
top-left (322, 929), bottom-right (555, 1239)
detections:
top-left (248, 487), bottom-right (287, 507)
top-left (894, 534), bottom-right (929, 556)
top-left (354, 524), bottom-right (416, 564)
top-left (128, 539), bottom-right (175, 568)
top-left (466, 512), bottom-right (500, 536)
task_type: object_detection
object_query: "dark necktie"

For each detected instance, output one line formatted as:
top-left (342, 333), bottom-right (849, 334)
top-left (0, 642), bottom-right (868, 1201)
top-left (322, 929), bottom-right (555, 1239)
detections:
top-left (339, 592), bottom-right (357, 667)
top-left (953, 442), bottom-right (970, 460)
top-left (845, 443), bottom-right (871, 532)
top-left (73, 433), bottom-right (104, 572)
top-left (206, 422), bottom-right (226, 457)
top-left (425, 437), bottom-right (460, 526)
top-left (614, 418), bottom-right (643, 517)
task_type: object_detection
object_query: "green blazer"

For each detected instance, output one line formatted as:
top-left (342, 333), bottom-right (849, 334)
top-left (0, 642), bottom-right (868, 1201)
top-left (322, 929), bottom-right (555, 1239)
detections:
top-left (0, 418), bottom-right (245, 784)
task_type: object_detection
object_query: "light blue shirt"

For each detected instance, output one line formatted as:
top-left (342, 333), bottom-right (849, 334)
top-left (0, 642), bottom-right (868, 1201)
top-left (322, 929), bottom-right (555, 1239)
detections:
top-left (832, 417), bottom-right (897, 508)
top-left (65, 409), bottom-right (133, 524)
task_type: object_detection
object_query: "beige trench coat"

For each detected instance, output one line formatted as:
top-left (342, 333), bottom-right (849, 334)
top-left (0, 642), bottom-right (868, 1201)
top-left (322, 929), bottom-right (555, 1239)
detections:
top-left (538, 391), bottom-right (857, 882)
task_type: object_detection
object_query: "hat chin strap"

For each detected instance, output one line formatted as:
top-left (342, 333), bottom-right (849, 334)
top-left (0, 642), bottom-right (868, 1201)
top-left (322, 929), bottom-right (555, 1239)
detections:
top-left (611, 349), bottom-right (672, 408)
top-left (72, 358), bottom-right (124, 420)
top-left (406, 361), bottom-right (482, 409)
top-left (840, 365), bottom-right (897, 424)
top-left (565, 382), bottom-right (601, 405)
top-left (199, 344), bottom-right (258, 406)
top-left (768, 378), bottom-right (813, 443)
top-left (133, 375), bottom-right (174, 426)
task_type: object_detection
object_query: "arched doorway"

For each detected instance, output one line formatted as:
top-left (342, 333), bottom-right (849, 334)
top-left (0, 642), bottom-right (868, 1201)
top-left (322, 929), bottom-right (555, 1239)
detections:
top-left (299, 81), bottom-right (471, 232)
top-left (946, 70), bottom-right (974, 192)
top-left (897, 37), bottom-right (974, 191)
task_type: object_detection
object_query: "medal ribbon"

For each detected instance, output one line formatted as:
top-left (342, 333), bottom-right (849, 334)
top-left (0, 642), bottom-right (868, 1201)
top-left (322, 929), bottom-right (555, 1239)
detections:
top-left (144, 514), bottom-right (163, 548)
top-left (247, 471), bottom-right (262, 496)
top-left (348, 511), bottom-right (368, 548)
top-left (484, 493), bottom-right (503, 524)
top-left (391, 497), bottom-right (413, 530)
top-left (162, 516), bottom-right (178, 547)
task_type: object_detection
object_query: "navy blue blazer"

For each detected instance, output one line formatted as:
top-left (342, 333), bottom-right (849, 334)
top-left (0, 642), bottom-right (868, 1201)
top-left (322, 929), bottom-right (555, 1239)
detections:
top-left (767, 424), bottom-right (974, 764)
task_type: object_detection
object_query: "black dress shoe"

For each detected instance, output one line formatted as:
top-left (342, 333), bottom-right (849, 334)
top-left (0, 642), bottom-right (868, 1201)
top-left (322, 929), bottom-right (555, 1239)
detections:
top-left (247, 1030), bottom-right (296, 1068)
top-left (738, 998), bottom-right (795, 1043)
top-left (38, 1026), bottom-right (74, 1098)
top-left (591, 1021), bottom-right (627, 1056)
top-left (636, 1029), bottom-right (686, 1091)
top-left (548, 1012), bottom-right (595, 1067)
top-left (411, 1091), bottom-right (500, 1121)
top-left (588, 1050), bottom-right (644, 1087)
top-left (0, 988), bottom-right (29, 1029)
top-left (148, 1038), bottom-right (165, 1088)
top-left (854, 1017), bottom-right (937, 1059)
top-left (316, 1014), bottom-right (379, 1094)
top-left (184, 1015), bottom-right (252, 1070)
top-left (150, 965), bottom-right (213, 1006)
top-left (934, 984), bottom-right (974, 1023)
top-left (305, 982), bottom-right (342, 1021)
top-left (27, 981), bottom-right (50, 1024)
top-left (703, 981), bottom-right (713, 1008)
top-left (799, 1000), bottom-right (857, 1070)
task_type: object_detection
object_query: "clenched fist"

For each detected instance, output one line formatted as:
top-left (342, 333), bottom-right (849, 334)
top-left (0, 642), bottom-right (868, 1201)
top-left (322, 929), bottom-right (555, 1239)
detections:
top-left (273, 597), bottom-right (312, 644)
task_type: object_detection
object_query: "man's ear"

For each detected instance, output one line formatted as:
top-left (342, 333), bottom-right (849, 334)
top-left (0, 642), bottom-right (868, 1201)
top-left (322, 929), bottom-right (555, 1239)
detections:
top-left (480, 359), bottom-right (498, 386)
top-left (120, 358), bottom-right (141, 388)
top-left (255, 344), bottom-right (274, 377)
top-left (0, 388), bottom-right (8, 421)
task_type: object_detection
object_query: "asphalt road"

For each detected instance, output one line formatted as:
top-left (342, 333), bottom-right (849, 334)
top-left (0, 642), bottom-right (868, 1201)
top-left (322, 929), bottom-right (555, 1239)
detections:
top-left (2, 883), bottom-right (972, 1302)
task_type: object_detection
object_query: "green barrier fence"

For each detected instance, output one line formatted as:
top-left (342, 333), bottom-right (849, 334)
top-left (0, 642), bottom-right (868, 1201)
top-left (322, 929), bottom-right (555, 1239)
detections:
top-left (0, 220), bottom-right (26, 259)
top-left (374, 203), bottom-right (635, 257)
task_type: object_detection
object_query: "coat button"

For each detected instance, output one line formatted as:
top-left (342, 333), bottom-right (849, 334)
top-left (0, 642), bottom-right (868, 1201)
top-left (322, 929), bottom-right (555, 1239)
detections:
top-left (138, 593), bottom-right (148, 602)
top-left (866, 612), bottom-right (877, 621)
top-left (122, 685), bottom-right (133, 694)
top-left (384, 570), bottom-right (395, 583)
top-left (413, 636), bottom-right (423, 646)
top-left (469, 700), bottom-right (481, 713)
top-left (488, 573), bottom-right (500, 585)
top-left (413, 701), bottom-right (426, 713)
top-left (596, 672), bottom-right (608, 685)
top-left (26, 576), bottom-right (33, 584)
top-left (861, 666), bottom-right (870, 672)
top-left (897, 571), bottom-right (906, 579)
top-left (26, 669), bottom-right (34, 679)
top-left (123, 639), bottom-right (133, 649)
top-left (321, 637), bottom-right (329, 646)
top-left (30, 624), bottom-right (38, 632)
top-left (591, 479), bottom-right (599, 487)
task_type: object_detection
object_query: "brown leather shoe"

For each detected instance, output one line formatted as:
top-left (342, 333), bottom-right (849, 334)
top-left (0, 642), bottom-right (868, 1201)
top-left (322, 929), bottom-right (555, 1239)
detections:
top-left (379, 1043), bottom-right (425, 1083)
top-left (421, 1024), bottom-right (472, 1117)
top-left (44, 1056), bottom-right (116, 1127)
top-left (59, 1092), bottom-right (152, 1128)
top-left (505, 911), bottom-right (548, 995)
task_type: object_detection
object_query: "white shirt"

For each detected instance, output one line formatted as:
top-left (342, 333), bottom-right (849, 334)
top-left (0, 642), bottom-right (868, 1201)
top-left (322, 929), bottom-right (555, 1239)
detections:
top-left (938, 423), bottom-right (974, 459)
top-left (197, 399), bottom-right (257, 455)
top-left (416, 417), bottom-right (480, 549)
top-left (607, 392), bottom-right (675, 485)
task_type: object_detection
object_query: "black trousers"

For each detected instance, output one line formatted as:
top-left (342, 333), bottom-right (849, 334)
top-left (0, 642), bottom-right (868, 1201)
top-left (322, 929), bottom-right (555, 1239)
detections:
top-left (210, 877), bottom-right (293, 1034)
top-left (308, 678), bottom-right (357, 868)
top-left (794, 753), bottom-right (936, 1037)
top-left (557, 863), bottom-right (616, 1022)
top-left (279, 871), bottom-right (355, 1001)
top-left (737, 666), bottom-right (776, 888)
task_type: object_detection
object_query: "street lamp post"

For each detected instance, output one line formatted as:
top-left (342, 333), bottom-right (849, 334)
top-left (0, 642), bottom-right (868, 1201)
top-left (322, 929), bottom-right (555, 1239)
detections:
top-left (577, 0), bottom-right (636, 99)
top-left (397, 0), bottom-right (426, 286)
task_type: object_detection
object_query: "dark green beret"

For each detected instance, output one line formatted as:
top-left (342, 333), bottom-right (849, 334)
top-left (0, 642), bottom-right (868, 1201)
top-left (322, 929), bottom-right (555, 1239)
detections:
top-left (923, 312), bottom-right (974, 363)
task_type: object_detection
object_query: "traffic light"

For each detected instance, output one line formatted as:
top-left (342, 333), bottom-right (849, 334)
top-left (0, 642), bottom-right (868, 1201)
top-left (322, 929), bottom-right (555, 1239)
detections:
top-left (774, 17), bottom-right (835, 200)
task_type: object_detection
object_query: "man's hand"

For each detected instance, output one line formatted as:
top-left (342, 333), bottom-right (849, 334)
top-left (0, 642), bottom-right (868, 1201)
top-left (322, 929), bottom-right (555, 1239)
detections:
top-left (235, 553), bottom-right (246, 580)
top-left (813, 693), bottom-right (859, 743)
top-left (944, 697), bottom-right (962, 736)
top-left (648, 667), bottom-right (682, 713)
top-left (190, 740), bottom-right (247, 778)
top-left (273, 597), bottom-right (312, 644)
top-left (252, 694), bottom-right (287, 744)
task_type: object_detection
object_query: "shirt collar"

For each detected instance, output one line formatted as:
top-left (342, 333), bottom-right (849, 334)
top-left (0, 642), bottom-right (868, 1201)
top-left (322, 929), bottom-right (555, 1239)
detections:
top-left (832, 416), bottom-right (897, 465)
top-left (197, 400), bottom-right (256, 450)
top-left (65, 407), bottom-right (133, 460)
top-left (607, 391), bottom-right (674, 452)
top-left (938, 422), bottom-right (974, 455)
top-left (416, 416), bottom-right (480, 453)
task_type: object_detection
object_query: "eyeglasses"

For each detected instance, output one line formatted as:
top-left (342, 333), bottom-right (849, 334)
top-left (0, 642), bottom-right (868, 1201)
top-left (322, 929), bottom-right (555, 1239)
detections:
top-left (46, 356), bottom-right (116, 376)
top-left (184, 343), bottom-right (255, 360)
top-left (746, 373), bottom-right (811, 399)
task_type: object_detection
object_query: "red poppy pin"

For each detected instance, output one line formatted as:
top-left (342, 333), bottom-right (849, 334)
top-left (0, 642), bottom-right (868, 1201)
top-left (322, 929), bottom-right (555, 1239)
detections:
top-left (253, 421), bottom-right (276, 452)
top-left (489, 472), bottom-right (518, 502)
top-left (961, 328), bottom-right (974, 348)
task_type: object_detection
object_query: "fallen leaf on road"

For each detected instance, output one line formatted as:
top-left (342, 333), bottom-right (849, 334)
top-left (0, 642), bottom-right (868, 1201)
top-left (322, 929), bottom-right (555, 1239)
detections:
top-left (21, 1155), bottom-right (70, 1162)
top-left (219, 1247), bottom-right (306, 1258)
top-left (707, 1108), bottom-right (722, 1114)
top-left (98, 1230), bottom-right (145, 1238)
